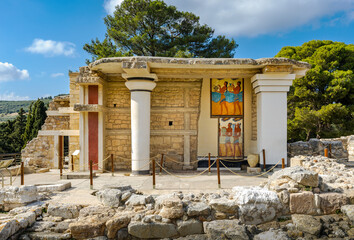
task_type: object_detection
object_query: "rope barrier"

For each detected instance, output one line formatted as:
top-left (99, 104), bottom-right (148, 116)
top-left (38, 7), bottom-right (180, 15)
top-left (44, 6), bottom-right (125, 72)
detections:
top-left (0, 162), bottom-right (22, 186)
top-left (155, 160), bottom-right (217, 179)
top-left (163, 154), bottom-right (212, 165)
top-left (102, 155), bottom-right (111, 162)
top-left (216, 158), bottom-right (247, 163)
top-left (219, 158), bottom-right (281, 177)
top-left (10, 163), bottom-right (22, 184)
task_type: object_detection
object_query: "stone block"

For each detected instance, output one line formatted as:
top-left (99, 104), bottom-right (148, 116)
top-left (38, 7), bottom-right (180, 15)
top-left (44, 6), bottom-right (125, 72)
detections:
top-left (69, 216), bottom-right (106, 239)
top-left (128, 222), bottom-right (178, 239)
top-left (319, 193), bottom-right (348, 214)
top-left (233, 186), bottom-right (282, 225)
top-left (292, 214), bottom-right (322, 236)
top-left (177, 219), bottom-right (203, 237)
top-left (187, 202), bottom-right (211, 217)
top-left (290, 157), bottom-right (304, 167)
top-left (106, 215), bottom-right (130, 239)
top-left (341, 205), bottom-right (354, 224)
top-left (290, 192), bottom-right (316, 215)
top-left (48, 203), bottom-right (82, 219)
top-left (247, 167), bottom-right (261, 173)
top-left (203, 220), bottom-right (249, 240)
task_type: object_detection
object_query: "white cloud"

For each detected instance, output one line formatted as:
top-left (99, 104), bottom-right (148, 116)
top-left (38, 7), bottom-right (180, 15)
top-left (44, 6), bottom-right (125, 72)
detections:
top-left (0, 92), bottom-right (30, 101)
top-left (51, 73), bottom-right (64, 78)
top-left (0, 62), bottom-right (30, 82)
top-left (25, 39), bottom-right (75, 56)
top-left (104, 0), bottom-right (124, 14)
top-left (163, 0), bottom-right (354, 37)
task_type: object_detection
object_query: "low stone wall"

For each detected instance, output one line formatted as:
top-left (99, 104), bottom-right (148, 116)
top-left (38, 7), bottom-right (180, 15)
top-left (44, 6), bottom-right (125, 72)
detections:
top-left (1, 156), bottom-right (353, 239)
top-left (288, 137), bottom-right (352, 160)
top-left (21, 135), bottom-right (54, 168)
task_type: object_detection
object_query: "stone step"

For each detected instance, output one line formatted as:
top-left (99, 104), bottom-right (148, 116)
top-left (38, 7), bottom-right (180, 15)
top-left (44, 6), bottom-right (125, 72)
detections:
top-left (62, 172), bottom-right (96, 179)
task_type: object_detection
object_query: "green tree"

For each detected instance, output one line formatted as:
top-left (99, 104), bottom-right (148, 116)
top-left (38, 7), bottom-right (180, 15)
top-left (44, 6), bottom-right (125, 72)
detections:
top-left (22, 100), bottom-right (47, 147)
top-left (84, 0), bottom-right (238, 64)
top-left (276, 40), bottom-right (354, 141)
top-left (9, 108), bottom-right (27, 152)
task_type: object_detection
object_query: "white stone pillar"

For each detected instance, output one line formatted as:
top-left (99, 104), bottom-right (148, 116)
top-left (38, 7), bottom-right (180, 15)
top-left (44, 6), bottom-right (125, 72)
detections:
top-left (251, 74), bottom-right (295, 166)
top-left (125, 79), bottom-right (156, 175)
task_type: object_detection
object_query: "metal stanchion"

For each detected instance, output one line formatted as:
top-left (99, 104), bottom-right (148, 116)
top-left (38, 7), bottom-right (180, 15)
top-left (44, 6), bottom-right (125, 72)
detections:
top-left (159, 154), bottom-right (164, 175)
top-left (152, 158), bottom-right (156, 189)
top-left (59, 157), bottom-right (63, 179)
top-left (329, 144), bottom-right (332, 158)
top-left (21, 162), bottom-right (24, 185)
top-left (217, 158), bottom-right (221, 188)
top-left (324, 148), bottom-right (329, 157)
top-left (208, 153), bottom-right (211, 175)
top-left (262, 149), bottom-right (266, 171)
top-left (71, 155), bottom-right (74, 171)
top-left (282, 158), bottom-right (285, 169)
top-left (111, 154), bottom-right (114, 176)
top-left (90, 160), bottom-right (93, 190)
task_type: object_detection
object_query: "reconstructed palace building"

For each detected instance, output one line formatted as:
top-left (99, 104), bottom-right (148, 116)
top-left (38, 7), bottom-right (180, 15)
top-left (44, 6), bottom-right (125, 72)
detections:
top-left (22, 57), bottom-right (310, 174)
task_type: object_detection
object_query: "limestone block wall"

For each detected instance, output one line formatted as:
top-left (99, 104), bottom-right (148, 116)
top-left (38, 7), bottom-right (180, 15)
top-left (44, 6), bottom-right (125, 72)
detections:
top-left (105, 79), bottom-right (201, 171)
top-left (21, 136), bottom-right (54, 168)
top-left (41, 116), bottom-right (70, 130)
top-left (288, 138), bottom-right (349, 159)
top-left (22, 94), bottom-right (76, 168)
top-left (48, 95), bottom-right (70, 110)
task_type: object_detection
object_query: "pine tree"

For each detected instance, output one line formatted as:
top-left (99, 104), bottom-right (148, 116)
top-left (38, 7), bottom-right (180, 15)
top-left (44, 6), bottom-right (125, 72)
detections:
top-left (10, 108), bottom-right (27, 152)
top-left (22, 100), bottom-right (47, 147)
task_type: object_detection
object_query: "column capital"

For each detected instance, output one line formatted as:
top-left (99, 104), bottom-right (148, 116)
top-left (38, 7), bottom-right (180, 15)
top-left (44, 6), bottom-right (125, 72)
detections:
top-left (125, 79), bottom-right (157, 92)
top-left (122, 73), bottom-right (158, 81)
top-left (251, 73), bottom-right (295, 93)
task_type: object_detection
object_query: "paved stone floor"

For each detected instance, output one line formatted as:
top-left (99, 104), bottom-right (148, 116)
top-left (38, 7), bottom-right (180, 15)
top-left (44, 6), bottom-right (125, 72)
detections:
top-left (1, 169), bottom-right (268, 205)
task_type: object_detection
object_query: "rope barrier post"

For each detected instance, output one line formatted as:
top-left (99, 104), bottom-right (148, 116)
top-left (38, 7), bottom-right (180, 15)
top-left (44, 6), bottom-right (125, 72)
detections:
top-left (90, 159), bottom-right (93, 190)
top-left (217, 159), bottom-right (221, 188)
top-left (21, 161), bottom-right (24, 185)
top-left (71, 155), bottom-right (74, 171)
top-left (159, 154), bottom-right (164, 175)
top-left (324, 148), bottom-right (329, 157)
top-left (59, 157), bottom-right (63, 179)
top-left (111, 154), bottom-right (114, 176)
top-left (282, 158), bottom-right (285, 169)
top-left (208, 153), bottom-right (211, 175)
top-left (152, 158), bottom-right (156, 189)
top-left (329, 144), bottom-right (332, 158)
top-left (262, 149), bottom-right (266, 171)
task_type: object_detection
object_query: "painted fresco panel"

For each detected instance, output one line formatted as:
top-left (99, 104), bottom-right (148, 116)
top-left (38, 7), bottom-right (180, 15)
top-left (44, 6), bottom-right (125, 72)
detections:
top-left (211, 78), bottom-right (243, 117)
top-left (218, 118), bottom-right (243, 158)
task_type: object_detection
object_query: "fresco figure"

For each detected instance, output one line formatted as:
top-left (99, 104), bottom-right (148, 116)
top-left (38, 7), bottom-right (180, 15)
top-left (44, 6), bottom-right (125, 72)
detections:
top-left (211, 78), bottom-right (243, 117)
top-left (234, 123), bottom-right (242, 156)
top-left (218, 81), bottom-right (229, 115)
top-left (219, 127), bottom-right (227, 156)
top-left (232, 81), bottom-right (242, 115)
top-left (225, 123), bottom-right (234, 156)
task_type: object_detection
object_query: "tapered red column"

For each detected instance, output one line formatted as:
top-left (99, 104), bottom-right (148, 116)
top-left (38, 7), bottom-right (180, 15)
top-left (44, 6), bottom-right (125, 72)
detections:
top-left (125, 79), bottom-right (156, 175)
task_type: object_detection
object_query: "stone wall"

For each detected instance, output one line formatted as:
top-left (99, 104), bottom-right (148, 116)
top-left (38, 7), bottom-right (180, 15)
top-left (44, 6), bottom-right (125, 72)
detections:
top-left (288, 137), bottom-right (350, 160)
top-left (48, 95), bottom-right (70, 111)
top-left (41, 116), bottom-right (70, 131)
top-left (21, 136), bottom-right (54, 168)
top-left (105, 79), bottom-right (201, 171)
top-left (21, 94), bottom-right (75, 168)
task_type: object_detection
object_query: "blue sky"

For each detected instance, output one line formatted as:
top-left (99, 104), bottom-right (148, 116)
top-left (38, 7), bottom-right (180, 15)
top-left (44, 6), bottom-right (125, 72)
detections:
top-left (1, 0), bottom-right (353, 100)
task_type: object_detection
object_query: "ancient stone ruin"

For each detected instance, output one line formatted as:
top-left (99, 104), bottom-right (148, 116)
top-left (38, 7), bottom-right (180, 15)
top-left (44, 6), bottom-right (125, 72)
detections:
top-left (1, 155), bottom-right (353, 239)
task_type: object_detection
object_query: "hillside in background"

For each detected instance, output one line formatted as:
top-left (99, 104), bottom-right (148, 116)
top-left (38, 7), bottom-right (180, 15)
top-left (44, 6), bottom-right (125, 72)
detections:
top-left (0, 97), bottom-right (52, 122)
